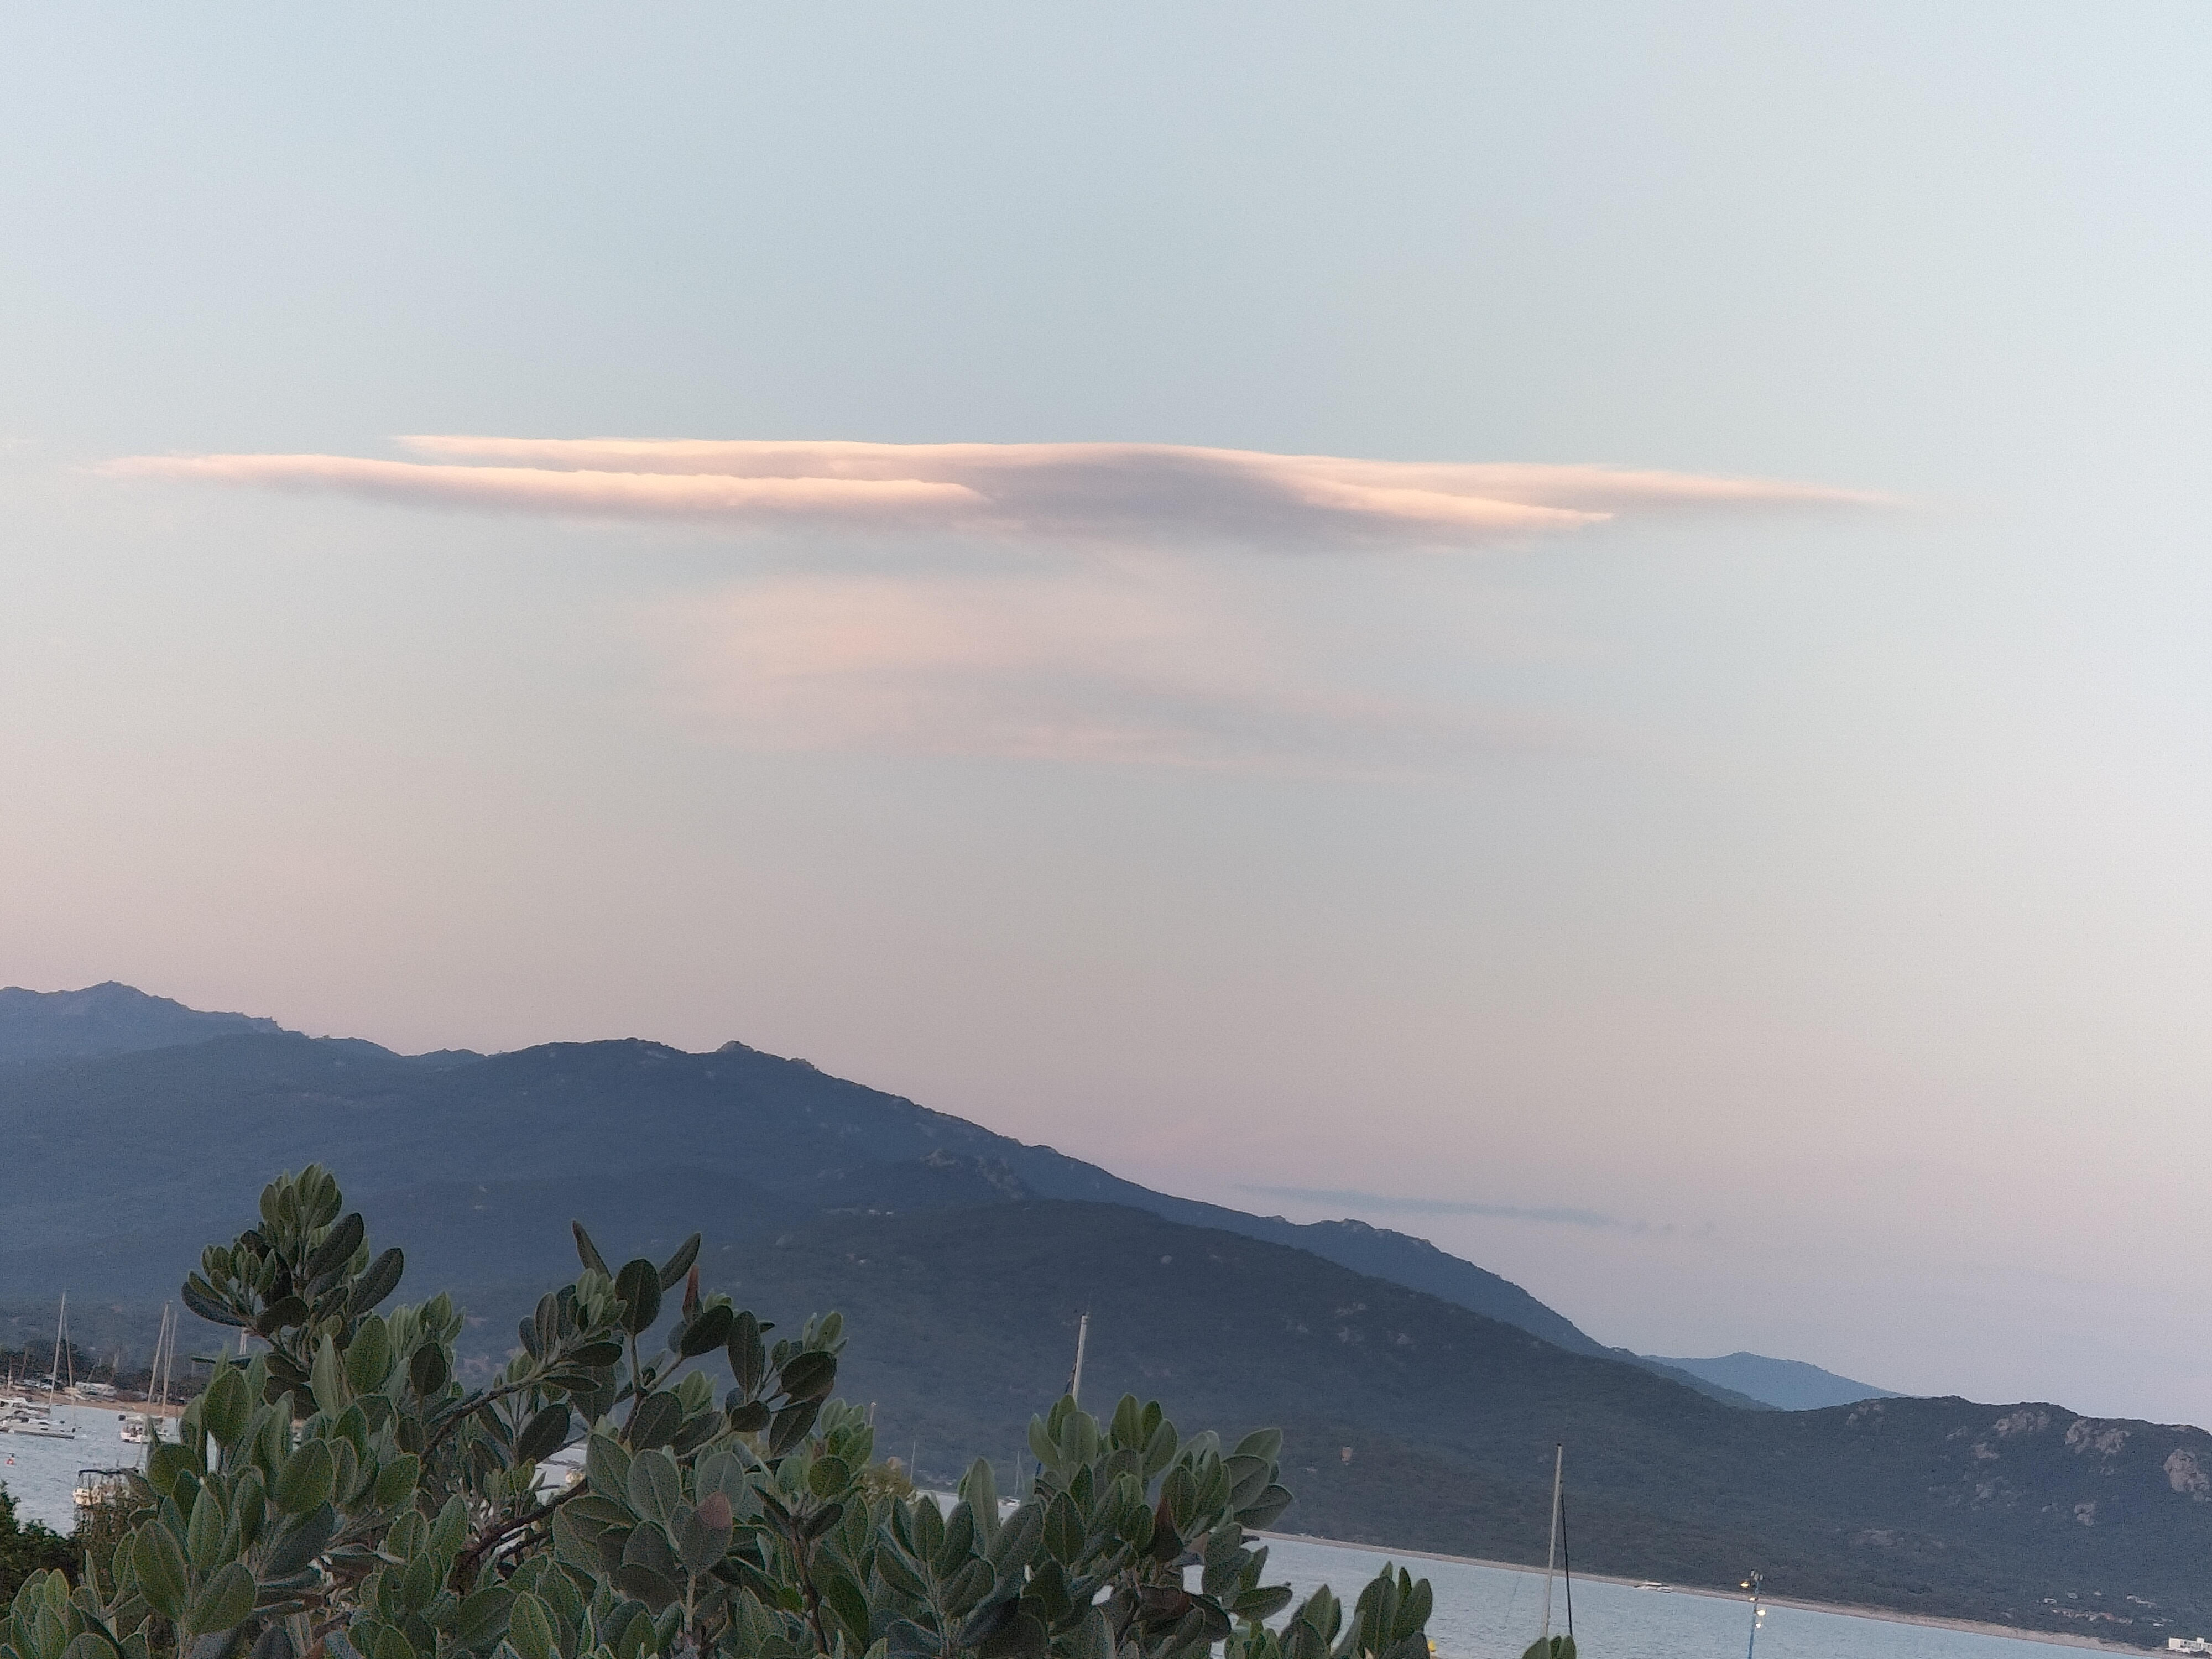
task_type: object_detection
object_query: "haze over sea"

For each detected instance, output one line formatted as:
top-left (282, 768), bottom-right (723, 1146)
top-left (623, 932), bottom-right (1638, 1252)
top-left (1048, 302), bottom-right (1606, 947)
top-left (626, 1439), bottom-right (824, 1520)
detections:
top-left (0, 1411), bottom-right (2127, 1659)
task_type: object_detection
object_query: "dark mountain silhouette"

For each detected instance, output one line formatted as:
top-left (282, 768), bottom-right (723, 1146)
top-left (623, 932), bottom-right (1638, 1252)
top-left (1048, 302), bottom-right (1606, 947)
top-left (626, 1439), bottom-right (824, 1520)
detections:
top-left (0, 982), bottom-right (286, 1063)
top-left (0, 1030), bottom-right (1623, 1368)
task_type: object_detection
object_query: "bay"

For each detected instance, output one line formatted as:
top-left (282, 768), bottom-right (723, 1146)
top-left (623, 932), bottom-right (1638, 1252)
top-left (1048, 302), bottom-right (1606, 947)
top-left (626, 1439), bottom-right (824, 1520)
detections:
top-left (1261, 1535), bottom-right (2116, 1658)
top-left (0, 1420), bottom-right (2129, 1656)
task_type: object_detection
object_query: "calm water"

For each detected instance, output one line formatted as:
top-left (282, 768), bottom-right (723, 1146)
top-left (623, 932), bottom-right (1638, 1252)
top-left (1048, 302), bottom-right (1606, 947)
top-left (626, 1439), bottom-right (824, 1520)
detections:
top-left (2, 1417), bottom-right (2107, 1657)
top-left (1260, 1536), bottom-right (2100, 1659)
top-left (1, 1402), bottom-right (147, 1527)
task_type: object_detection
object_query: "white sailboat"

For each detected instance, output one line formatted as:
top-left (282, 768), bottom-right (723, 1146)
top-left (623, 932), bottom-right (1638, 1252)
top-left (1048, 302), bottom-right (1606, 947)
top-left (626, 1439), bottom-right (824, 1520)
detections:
top-left (1521, 1444), bottom-right (1577, 1659)
top-left (7, 1296), bottom-right (79, 1438)
top-left (121, 1304), bottom-right (176, 1445)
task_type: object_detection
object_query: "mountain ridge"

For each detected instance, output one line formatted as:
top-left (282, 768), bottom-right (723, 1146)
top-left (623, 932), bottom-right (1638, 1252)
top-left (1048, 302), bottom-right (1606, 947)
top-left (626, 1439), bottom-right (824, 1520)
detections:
top-left (0, 982), bottom-right (288, 1063)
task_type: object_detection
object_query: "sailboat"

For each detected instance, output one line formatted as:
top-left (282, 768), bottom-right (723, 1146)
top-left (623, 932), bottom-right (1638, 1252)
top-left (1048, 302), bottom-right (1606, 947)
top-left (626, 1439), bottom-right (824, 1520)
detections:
top-left (1520, 1444), bottom-right (1577, 1659)
top-left (121, 1305), bottom-right (176, 1445)
top-left (5, 1297), bottom-right (79, 1439)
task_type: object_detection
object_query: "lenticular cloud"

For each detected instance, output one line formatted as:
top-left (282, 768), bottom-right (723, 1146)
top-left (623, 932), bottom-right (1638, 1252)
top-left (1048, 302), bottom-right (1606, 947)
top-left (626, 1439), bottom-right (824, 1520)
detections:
top-left (108, 436), bottom-right (1882, 547)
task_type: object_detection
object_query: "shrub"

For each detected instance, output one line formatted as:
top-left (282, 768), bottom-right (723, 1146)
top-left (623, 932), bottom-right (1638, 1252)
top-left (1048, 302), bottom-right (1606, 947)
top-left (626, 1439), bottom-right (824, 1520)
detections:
top-left (0, 1167), bottom-right (1431, 1659)
top-left (0, 1486), bottom-right (74, 1601)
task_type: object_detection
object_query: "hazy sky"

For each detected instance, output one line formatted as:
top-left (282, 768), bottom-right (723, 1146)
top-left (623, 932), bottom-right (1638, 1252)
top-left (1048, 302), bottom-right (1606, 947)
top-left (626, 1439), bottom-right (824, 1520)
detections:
top-left (6, 7), bottom-right (2211, 1424)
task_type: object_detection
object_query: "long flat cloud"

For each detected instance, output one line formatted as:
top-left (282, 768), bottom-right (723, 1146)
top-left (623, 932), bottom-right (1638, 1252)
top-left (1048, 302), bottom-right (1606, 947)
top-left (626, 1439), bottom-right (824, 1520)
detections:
top-left (106, 435), bottom-right (1887, 771)
top-left (109, 437), bottom-right (1883, 547)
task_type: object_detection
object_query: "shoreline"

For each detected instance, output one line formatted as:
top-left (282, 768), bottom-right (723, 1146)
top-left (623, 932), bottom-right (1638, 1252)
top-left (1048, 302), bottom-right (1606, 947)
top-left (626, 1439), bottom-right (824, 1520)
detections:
top-left (1258, 1532), bottom-right (2145, 1654)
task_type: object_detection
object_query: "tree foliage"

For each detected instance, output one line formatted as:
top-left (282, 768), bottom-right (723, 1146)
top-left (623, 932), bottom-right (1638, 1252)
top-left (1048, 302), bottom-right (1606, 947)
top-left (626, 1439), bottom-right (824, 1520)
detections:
top-left (0, 1168), bottom-right (1431, 1659)
top-left (0, 1488), bottom-right (73, 1603)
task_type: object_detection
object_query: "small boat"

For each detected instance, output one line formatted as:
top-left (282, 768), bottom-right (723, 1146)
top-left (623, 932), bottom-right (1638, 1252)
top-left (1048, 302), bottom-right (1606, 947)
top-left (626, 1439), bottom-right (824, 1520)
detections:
top-left (73, 1468), bottom-right (136, 1508)
top-left (6, 1408), bottom-right (77, 1440)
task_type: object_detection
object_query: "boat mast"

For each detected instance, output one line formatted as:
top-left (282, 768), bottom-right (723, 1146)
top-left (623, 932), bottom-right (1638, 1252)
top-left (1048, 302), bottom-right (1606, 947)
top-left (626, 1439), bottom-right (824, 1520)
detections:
top-left (50, 1294), bottom-right (70, 1399)
top-left (1539, 1443), bottom-right (1563, 1642)
top-left (156, 1305), bottom-right (175, 1414)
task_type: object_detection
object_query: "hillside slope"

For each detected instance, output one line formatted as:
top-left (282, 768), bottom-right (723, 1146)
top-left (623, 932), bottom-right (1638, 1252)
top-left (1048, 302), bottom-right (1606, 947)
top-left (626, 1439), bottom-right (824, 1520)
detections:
top-left (0, 1032), bottom-right (1613, 1364)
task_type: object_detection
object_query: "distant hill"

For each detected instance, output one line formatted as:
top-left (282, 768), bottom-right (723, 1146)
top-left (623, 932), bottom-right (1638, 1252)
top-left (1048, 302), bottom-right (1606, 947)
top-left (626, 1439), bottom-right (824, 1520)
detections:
top-left (0, 982), bottom-right (286, 1063)
top-left (1645, 1350), bottom-right (1900, 1411)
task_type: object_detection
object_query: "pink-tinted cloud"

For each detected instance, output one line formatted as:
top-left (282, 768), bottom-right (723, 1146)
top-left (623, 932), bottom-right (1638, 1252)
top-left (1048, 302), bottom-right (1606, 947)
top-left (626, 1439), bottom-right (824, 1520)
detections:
top-left (106, 436), bottom-right (1884, 771)
top-left (110, 437), bottom-right (1884, 547)
top-left (649, 568), bottom-right (1567, 772)
top-left (106, 453), bottom-right (977, 519)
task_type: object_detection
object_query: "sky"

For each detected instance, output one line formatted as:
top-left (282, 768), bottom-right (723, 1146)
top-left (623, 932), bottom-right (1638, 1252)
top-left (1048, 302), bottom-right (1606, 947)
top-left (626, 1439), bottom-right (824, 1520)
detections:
top-left (4, 6), bottom-right (2211, 1424)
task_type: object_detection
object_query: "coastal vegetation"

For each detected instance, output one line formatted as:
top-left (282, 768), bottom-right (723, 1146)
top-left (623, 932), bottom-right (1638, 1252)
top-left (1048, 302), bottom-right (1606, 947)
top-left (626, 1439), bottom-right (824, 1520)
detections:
top-left (0, 1168), bottom-right (1432, 1659)
top-left (0, 1489), bottom-right (72, 1601)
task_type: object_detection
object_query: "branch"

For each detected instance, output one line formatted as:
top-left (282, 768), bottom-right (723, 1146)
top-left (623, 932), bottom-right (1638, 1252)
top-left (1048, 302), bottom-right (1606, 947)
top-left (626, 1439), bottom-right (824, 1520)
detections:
top-left (422, 1369), bottom-right (559, 1457)
top-left (455, 1480), bottom-right (589, 1579)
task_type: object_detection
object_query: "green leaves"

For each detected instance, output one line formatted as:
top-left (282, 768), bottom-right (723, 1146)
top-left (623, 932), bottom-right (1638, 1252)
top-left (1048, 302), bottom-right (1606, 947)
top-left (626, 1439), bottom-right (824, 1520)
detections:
top-left (767, 1400), bottom-right (820, 1458)
top-left (349, 1248), bottom-right (405, 1316)
top-left (726, 1311), bottom-right (766, 1399)
top-left (260, 1502), bottom-right (336, 1578)
top-left (309, 1335), bottom-right (349, 1419)
top-left (345, 1314), bottom-right (393, 1394)
top-left (572, 1221), bottom-right (611, 1277)
top-left (274, 1439), bottom-right (335, 1515)
top-left (202, 1369), bottom-right (251, 1449)
top-left (677, 1303), bottom-right (733, 1359)
top-left (627, 1392), bottom-right (681, 1452)
top-left (515, 1403), bottom-right (572, 1466)
top-left (776, 1350), bottom-right (836, 1404)
top-left (615, 1260), bottom-right (662, 1335)
top-left (674, 1491), bottom-right (733, 1574)
top-left (137, 1165), bottom-right (1432, 1659)
top-left (627, 1449), bottom-right (681, 1528)
top-left (453, 1585), bottom-right (514, 1650)
top-left (304, 1212), bottom-right (366, 1282)
top-left (507, 1593), bottom-right (558, 1659)
top-left (656, 1234), bottom-right (701, 1292)
top-left (407, 1341), bottom-right (448, 1397)
top-left (185, 1484), bottom-right (228, 1570)
top-left (132, 1522), bottom-right (189, 1620)
top-left (186, 1562), bottom-right (254, 1635)
top-left (373, 1453), bottom-right (420, 1510)
top-left (147, 1439), bottom-right (198, 1498)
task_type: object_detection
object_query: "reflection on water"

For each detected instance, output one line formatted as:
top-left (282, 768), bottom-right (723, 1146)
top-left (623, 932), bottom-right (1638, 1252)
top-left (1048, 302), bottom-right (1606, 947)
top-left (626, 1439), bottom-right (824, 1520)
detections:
top-left (0, 1422), bottom-right (2109, 1656)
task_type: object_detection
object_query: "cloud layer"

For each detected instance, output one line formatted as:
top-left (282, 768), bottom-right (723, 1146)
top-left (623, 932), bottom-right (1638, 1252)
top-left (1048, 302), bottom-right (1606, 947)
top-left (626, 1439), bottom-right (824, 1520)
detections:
top-left (111, 437), bottom-right (1882, 547)
top-left (107, 436), bottom-right (1885, 770)
top-left (651, 568), bottom-right (1567, 771)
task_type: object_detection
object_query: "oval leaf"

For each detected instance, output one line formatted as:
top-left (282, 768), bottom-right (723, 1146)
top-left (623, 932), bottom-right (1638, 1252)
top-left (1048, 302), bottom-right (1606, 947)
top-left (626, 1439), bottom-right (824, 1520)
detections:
top-left (274, 1440), bottom-right (335, 1516)
top-left (132, 1522), bottom-right (189, 1621)
top-left (187, 1561), bottom-right (256, 1635)
top-left (515, 1404), bottom-right (572, 1467)
top-left (614, 1260), bottom-right (662, 1336)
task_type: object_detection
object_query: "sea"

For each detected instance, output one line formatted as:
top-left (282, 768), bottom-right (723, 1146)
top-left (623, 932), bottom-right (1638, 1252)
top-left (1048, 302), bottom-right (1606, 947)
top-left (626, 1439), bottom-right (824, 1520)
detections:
top-left (1, 1407), bottom-right (2135, 1658)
